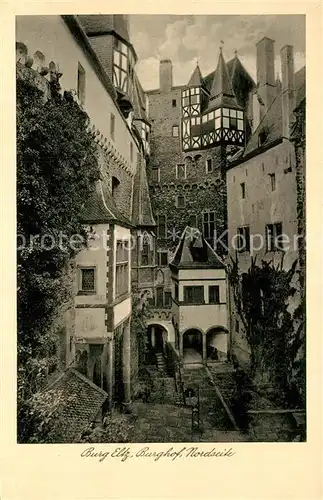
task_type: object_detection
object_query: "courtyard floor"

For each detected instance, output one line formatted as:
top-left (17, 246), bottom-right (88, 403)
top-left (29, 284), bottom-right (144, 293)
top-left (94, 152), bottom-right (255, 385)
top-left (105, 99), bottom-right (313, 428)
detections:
top-left (110, 364), bottom-right (304, 443)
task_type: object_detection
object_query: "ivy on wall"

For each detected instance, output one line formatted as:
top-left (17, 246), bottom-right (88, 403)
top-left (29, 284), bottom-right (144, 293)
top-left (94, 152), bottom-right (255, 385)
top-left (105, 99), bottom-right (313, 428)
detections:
top-left (17, 74), bottom-right (99, 441)
top-left (228, 255), bottom-right (305, 407)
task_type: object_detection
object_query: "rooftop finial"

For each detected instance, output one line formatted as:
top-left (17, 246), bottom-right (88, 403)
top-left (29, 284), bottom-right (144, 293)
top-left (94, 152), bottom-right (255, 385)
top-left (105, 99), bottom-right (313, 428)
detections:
top-left (234, 48), bottom-right (238, 56)
top-left (220, 40), bottom-right (224, 52)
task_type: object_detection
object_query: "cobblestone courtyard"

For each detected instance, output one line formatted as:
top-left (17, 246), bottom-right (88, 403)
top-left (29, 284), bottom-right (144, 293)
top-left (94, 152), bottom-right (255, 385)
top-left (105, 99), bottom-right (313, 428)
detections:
top-left (118, 364), bottom-right (304, 443)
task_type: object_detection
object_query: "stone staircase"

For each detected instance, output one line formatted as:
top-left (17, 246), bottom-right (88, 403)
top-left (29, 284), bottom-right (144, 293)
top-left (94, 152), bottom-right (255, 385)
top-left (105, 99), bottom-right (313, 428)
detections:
top-left (155, 351), bottom-right (167, 375)
top-left (182, 365), bottom-right (235, 431)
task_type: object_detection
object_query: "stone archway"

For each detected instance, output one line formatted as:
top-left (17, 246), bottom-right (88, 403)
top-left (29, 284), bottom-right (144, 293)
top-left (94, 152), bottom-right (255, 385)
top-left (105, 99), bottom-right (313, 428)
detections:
top-left (182, 328), bottom-right (203, 365)
top-left (147, 324), bottom-right (167, 353)
top-left (206, 326), bottom-right (229, 362)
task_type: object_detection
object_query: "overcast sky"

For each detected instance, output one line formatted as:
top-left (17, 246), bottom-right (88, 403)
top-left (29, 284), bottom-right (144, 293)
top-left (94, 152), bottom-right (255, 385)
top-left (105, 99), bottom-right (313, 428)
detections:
top-left (129, 15), bottom-right (305, 90)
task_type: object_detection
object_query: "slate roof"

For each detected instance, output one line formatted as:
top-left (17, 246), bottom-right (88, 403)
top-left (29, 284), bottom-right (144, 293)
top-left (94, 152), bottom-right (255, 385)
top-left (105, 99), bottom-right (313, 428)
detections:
top-left (207, 49), bottom-right (238, 110)
top-left (78, 14), bottom-right (130, 43)
top-left (44, 368), bottom-right (108, 443)
top-left (200, 53), bottom-right (254, 113)
top-left (132, 157), bottom-right (155, 227)
top-left (241, 66), bottom-right (306, 159)
top-left (81, 179), bottom-right (133, 227)
top-left (170, 227), bottom-right (225, 270)
top-left (188, 64), bottom-right (203, 87)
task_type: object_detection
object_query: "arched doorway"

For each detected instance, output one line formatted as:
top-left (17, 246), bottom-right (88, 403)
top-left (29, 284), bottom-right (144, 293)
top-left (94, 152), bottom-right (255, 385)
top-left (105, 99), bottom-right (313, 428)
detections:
top-left (206, 327), bottom-right (228, 362)
top-left (147, 324), bottom-right (167, 353)
top-left (147, 324), bottom-right (168, 367)
top-left (182, 329), bottom-right (203, 364)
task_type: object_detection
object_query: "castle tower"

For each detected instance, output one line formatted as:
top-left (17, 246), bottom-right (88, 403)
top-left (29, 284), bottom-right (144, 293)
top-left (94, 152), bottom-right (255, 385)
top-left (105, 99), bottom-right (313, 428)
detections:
top-left (181, 48), bottom-right (245, 152)
top-left (181, 63), bottom-right (203, 150)
top-left (78, 15), bottom-right (137, 117)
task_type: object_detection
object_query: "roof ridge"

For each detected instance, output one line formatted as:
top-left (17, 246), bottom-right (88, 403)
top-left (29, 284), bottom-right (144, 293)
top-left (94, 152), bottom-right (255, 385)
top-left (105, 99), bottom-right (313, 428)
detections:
top-left (251, 92), bottom-right (279, 137)
top-left (70, 368), bottom-right (109, 397)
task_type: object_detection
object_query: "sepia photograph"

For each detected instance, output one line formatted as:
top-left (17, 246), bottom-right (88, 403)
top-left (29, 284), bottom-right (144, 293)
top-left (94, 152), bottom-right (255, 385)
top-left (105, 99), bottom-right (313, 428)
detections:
top-left (16, 14), bottom-right (306, 444)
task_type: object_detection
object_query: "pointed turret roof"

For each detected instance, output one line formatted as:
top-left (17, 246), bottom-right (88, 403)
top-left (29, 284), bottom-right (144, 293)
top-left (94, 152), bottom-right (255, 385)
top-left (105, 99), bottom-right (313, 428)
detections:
top-left (81, 179), bottom-right (133, 227)
top-left (188, 63), bottom-right (203, 87)
top-left (132, 156), bottom-right (156, 227)
top-left (207, 48), bottom-right (239, 110)
top-left (170, 227), bottom-right (225, 270)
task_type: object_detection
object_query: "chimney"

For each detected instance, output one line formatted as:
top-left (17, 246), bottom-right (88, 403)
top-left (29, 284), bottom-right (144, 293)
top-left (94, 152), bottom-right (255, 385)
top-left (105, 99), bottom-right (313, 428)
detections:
top-left (281, 45), bottom-right (295, 139)
top-left (256, 37), bottom-right (276, 115)
top-left (159, 59), bottom-right (173, 93)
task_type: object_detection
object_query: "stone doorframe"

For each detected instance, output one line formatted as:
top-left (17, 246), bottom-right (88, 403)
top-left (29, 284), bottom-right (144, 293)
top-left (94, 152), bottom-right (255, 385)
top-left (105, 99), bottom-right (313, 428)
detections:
top-left (180, 327), bottom-right (206, 364)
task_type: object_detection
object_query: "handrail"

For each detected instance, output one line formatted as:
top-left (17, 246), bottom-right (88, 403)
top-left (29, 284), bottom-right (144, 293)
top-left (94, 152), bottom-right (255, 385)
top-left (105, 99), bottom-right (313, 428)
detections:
top-left (165, 342), bottom-right (186, 406)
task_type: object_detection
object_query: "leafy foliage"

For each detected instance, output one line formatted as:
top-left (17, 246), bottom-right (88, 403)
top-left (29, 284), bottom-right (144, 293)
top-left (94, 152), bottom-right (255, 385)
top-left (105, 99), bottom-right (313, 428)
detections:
top-left (79, 411), bottom-right (135, 443)
top-left (18, 388), bottom-right (78, 443)
top-left (131, 287), bottom-right (152, 364)
top-left (228, 255), bottom-right (305, 406)
top-left (17, 74), bottom-right (99, 441)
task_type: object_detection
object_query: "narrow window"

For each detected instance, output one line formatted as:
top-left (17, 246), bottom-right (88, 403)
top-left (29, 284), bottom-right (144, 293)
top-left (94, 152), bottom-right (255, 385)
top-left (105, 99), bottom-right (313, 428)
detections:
top-left (79, 267), bottom-right (95, 293)
top-left (151, 167), bottom-right (159, 182)
top-left (266, 223), bottom-right (283, 251)
top-left (269, 173), bottom-right (276, 191)
top-left (209, 285), bottom-right (220, 304)
top-left (110, 113), bottom-right (115, 140)
top-left (172, 99), bottom-right (177, 108)
top-left (77, 62), bottom-right (86, 105)
top-left (164, 291), bottom-right (172, 307)
top-left (237, 226), bottom-right (250, 253)
top-left (172, 125), bottom-right (179, 137)
top-left (206, 158), bottom-right (213, 173)
top-left (241, 182), bottom-right (246, 199)
top-left (174, 283), bottom-right (179, 301)
top-left (141, 234), bottom-right (152, 266)
top-left (157, 215), bottom-right (166, 238)
top-left (235, 319), bottom-right (240, 332)
top-left (156, 286), bottom-right (164, 308)
top-left (158, 251), bottom-right (168, 267)
top-left (116, 240), bottom-right (129, 297)
top-left (176, 163), bottom-right (186, 179)
top-left (176, 195), bottom-right (185, 208)
top-left (203, 211), bottom-right (215, 240)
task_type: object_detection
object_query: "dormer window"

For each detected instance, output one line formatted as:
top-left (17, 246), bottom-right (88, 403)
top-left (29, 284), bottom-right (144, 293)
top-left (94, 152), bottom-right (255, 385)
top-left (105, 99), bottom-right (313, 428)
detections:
top-left (112, 176), bottom-right (120, 200)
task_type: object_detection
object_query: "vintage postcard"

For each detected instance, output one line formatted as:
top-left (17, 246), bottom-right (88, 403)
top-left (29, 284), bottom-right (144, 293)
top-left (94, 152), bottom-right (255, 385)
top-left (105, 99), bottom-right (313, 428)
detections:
top-left (1, 2), bottom-right (322, 499)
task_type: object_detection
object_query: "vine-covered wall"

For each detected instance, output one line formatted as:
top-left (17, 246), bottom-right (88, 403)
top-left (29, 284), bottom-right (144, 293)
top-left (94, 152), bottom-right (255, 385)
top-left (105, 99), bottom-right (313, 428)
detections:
top-left (17, 69), bottom-right (100, 441)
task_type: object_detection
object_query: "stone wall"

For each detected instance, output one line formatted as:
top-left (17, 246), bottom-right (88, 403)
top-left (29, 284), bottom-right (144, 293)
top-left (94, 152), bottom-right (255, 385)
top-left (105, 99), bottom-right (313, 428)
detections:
top-left (147, 89), bottom-right (228, 296)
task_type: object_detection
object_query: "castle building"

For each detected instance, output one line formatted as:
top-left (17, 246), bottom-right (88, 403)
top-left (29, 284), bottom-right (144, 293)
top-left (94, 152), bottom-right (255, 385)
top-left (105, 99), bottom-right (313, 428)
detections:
top-left (226, 38), bottom-right (306, 368)
top-left (145, 47), bottom-right (255, 362)
top-left (17, 14), bottom-right (306, 423)
top-left (170, 227), bottom-right (229, 365)
top-left (16, 14), bottom-right (155, 410)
